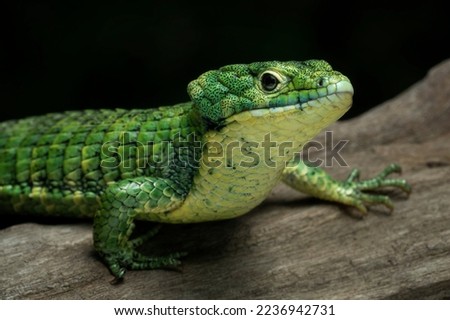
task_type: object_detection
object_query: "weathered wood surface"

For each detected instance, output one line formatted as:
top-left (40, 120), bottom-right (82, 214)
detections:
top-left (1, 59), bottom-right (450, 300)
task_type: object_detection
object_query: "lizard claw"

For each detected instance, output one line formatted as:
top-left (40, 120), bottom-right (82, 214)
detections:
top-left (102, 249), bottom-right (188, 283)
top-left (337, 163), bottom-right (411, 215)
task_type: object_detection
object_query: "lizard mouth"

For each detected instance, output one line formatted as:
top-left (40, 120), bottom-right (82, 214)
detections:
top-left (248, 80), bottom-right (354, 117)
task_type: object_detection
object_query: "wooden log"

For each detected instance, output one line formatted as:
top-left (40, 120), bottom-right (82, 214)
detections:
top-left (1, 59), bottom-right (450, 299)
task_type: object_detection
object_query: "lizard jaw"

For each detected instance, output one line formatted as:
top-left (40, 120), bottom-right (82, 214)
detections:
top-left (248, 80), bottom-right (354, 117)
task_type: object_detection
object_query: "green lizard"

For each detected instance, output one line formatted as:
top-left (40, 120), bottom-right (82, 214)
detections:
top-left (0, 60), bottom-right (410, 281)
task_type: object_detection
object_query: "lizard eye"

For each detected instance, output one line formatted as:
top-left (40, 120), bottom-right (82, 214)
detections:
top-left (260, 71), bottom-right (280, 92)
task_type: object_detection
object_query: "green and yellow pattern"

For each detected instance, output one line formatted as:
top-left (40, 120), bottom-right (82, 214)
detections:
top-left (0, 60), bottom-right (410, 280)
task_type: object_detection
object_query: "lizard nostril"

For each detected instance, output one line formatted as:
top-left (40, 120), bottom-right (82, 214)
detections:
top-left (317, 77), bottom-right (326, 87)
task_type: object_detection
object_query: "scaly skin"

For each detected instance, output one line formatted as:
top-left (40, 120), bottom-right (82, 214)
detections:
top-left (0, 60), bottom-right (411, 281)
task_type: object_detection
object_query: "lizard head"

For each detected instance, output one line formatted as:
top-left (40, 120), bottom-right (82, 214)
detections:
top-left (187, 60), bottom-right (354, 129)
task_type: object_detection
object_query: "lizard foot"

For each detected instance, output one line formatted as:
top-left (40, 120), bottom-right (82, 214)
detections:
top-left (337, 163), bottom-right (411, 216)
top-left (99, 224), bottom-right (187, 283)
top-left (105, 250), bottom-right (187, 284)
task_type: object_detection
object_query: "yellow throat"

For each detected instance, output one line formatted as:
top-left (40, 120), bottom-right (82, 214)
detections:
top-left (166, 80), bottom-right (353, 223)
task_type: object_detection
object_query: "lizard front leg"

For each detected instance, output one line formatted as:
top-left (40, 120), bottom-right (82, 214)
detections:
top-left (282, 161), bottom-right (411, 215)
top-left (93, 176), bottom-right (188, 281)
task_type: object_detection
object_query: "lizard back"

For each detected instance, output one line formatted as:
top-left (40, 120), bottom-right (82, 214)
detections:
top-left (0, 103), bottom-right (201, 217)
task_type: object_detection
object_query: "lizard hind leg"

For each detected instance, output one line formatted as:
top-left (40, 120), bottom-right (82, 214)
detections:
top-left (93, 176), bottom-right (188, 282)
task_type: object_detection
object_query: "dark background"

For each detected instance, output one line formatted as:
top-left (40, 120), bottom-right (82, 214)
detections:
top-left (1, 1), bottom-right (448, 121)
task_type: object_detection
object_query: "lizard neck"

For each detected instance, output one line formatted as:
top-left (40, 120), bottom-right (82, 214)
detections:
top-left (166, 102), bottom-right (347, 223)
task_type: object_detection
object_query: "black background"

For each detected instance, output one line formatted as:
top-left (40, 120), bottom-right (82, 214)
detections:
top-left (1, 1), bottom-right (449, 121)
